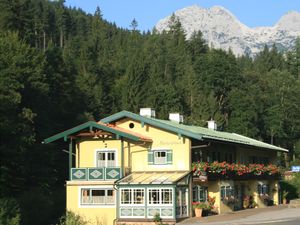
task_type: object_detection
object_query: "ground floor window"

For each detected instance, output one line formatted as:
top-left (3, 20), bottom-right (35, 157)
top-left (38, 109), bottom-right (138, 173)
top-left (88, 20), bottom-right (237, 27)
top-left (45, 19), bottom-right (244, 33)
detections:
top-left (81, 188), bottom-right (115, 205)
top-left (220, 186), bottom-right (234, 201)
top-left (120, 188), bottom-right (145, 205)
top-left (257, 183), bottom-right (269, 195)
top-left (193, 185), bottom-right (208, 202)
top-left (119, 187), bottom-right (175, 219)
top-left (148, 188), bottom-right (173, 205)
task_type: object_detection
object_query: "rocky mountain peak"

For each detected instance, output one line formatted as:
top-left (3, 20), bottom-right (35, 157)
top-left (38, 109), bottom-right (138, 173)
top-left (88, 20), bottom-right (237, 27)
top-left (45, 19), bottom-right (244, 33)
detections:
top-left (155, 5), bottom-right (300, 57)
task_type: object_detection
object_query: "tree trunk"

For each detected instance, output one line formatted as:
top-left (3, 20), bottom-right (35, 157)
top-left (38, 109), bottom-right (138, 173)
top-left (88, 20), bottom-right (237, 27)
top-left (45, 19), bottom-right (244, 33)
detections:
top-left (43, 31), bottom-right (46, 51)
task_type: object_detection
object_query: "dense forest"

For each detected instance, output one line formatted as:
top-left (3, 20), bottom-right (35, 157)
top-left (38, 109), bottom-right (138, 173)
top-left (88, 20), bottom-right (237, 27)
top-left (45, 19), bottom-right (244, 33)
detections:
top-left (0, 0), bottom-right (300, 224)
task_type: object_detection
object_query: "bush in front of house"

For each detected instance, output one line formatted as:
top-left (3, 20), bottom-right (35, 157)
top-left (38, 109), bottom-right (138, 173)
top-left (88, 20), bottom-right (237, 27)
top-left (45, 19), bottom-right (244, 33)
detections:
top-left (0, 197), bottom-right (20, 225)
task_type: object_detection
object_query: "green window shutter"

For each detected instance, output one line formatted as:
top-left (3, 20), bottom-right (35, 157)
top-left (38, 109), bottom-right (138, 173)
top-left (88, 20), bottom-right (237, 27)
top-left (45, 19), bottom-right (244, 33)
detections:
top-left (148, 151), bottom-right (154, 164)
top-left (166, 150), bottom-right (173, 164)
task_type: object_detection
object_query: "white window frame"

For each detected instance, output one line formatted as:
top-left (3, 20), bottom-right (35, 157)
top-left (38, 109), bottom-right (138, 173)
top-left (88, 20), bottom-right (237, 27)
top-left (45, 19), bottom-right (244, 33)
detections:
top-left (220, 185), bottom-right (234, 201)
top-left (154, 150), bottom-right (167, 165)
top-left (94, 149), bottom-right (118, 168)
top-left (147, 188), bottom-right (173, 206)
top-left (257, 182), bottom-right (269, 195)
top-left (78, 186), bottom-right (116, 208)
top-left (193, 185), bottom-right (208, 202)
top-left (119, 188), bottom-right (146, 206)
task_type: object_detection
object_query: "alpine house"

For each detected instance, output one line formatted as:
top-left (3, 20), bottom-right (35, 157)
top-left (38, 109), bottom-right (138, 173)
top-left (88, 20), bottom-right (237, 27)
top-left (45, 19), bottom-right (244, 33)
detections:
top-left (44, 108), bottom-right (287, 225)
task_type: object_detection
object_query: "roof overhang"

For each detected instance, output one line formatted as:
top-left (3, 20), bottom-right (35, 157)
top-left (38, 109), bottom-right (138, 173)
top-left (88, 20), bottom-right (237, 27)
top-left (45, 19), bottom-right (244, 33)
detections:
top-left (43, 121), bottom-right (152, 144)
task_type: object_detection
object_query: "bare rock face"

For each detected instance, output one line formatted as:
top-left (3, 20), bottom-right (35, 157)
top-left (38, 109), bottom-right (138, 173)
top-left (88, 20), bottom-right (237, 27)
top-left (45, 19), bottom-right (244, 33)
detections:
top-left (155, 5), bottom-right (300, 56)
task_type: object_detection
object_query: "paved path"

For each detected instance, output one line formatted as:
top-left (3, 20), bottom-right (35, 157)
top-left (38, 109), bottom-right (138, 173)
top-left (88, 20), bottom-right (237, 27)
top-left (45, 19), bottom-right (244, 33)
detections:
top-left (178, 205), bottom-right (300, 225)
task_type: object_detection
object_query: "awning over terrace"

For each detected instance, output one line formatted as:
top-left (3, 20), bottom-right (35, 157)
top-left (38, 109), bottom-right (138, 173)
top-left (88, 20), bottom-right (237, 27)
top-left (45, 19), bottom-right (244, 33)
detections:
top-left (116, 171), bottom-right (190, 185)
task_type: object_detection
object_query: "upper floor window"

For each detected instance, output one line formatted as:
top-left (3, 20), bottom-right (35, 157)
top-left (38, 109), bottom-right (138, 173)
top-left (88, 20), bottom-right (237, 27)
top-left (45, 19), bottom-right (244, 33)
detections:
top-left (224, 153), bottom-right (233, 163)
top-left (148, 149), bottom-right (172, 165)
top-left (81, 188), bottom-right (115, 205)
top-left (211, 152), bottom-right (221, 162)
top-left (96, 150), bottom-right (116, 167)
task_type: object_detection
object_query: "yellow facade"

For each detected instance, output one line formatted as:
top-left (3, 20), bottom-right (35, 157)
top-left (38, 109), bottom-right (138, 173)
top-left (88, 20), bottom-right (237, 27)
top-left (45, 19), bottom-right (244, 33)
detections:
top-left (67, 184), bottom-right (116, 225)
top-left (116, 118), bottom-right (191, 172)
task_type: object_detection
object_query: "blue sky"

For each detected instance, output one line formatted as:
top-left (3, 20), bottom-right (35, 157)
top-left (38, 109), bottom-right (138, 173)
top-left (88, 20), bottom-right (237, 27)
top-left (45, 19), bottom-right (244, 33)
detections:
top-left (65, 0), bottom-right (300, 31)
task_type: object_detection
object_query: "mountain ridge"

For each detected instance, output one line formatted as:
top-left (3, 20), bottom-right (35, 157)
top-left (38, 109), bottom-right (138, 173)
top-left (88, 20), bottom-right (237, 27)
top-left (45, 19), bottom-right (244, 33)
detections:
top-left (155, 5), bottom-right (300, 56)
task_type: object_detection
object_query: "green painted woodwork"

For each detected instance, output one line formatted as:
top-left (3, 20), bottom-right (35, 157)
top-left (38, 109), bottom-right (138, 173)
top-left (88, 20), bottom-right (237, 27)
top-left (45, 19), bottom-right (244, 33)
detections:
top-left (121, 138), bottom-right (124, 176)
top-left (88, 168), bottom-right (104, 180)
top-left (133, 208), bottom-right (145, 217)
top-left (101, 110), bottom-right (287, 152)
top-left (147, 150), bottom-right (154, 165)
top-left (71, 168), bottom-right (87, 180)
top-left (44, 121), bottom-right (144, 144)
top-left (69, 139), bottom-right (73, 180)
top-left (70, 167), bottom-right (121, 181)
top-left (166, 150), bottom-right (173, 164)
top-left (105, 167), bottom-right (121, 180)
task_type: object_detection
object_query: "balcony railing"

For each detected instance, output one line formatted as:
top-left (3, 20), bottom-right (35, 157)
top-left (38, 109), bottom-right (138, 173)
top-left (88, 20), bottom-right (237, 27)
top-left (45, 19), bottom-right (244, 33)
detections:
top-left (192, 162), bottom-right (281, 180)
top-left (70, 167), bottom-right (122, 181)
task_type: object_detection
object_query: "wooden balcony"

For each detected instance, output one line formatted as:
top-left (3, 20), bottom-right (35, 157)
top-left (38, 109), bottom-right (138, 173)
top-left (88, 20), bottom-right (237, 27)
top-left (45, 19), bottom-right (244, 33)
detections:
top-left (70, 167), bottom-right (122, 181)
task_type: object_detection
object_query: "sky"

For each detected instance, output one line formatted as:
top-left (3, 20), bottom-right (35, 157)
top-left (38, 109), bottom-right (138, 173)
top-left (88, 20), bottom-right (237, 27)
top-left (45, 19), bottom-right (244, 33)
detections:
top-left (65, 0), bottom-right (300, 31)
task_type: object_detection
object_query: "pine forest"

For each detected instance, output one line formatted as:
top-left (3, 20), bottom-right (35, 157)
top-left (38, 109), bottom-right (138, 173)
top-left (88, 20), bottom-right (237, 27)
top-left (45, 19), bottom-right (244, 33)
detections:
top-left (0, 0), bottom-right (300, 224)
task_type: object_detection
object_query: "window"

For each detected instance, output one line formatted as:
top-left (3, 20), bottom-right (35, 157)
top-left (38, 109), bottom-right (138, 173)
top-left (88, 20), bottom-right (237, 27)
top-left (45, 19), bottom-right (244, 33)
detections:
top-left (220, 186), bottom-right (234, 200)
top-left (148, 188), bottom-right (173, 205)
top-left (257, 184), bottom-right (269, 195)
top-left (148, 150), bottom-right (172, 165)
top-left (154, 151), bottom-right (167, 164)
top-left (121, 188), bottom-right (145, 205)
top-left (96, 151), bottom-right (116, 167)
top-left (224, 153), bottom-right (233, 163)
top-left (212, 152), bottom-right (221, 162)
top-left (250, 156), bottom-right (258, 164)
top-left (193, 185), bottom-right (208, 202)
top-left (81, 188), bottom-right (115, 205)
top-left (259, 157), bottom-right (269, 164)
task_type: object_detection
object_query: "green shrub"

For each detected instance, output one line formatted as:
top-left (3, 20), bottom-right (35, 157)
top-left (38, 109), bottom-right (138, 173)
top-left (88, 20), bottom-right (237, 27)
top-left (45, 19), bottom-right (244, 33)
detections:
top-left (280, 173), bottom-right (300, 201)
top-left (56, 211), bottom-right (87, 225)
top-left (0, 198), bottom-right (20, 225)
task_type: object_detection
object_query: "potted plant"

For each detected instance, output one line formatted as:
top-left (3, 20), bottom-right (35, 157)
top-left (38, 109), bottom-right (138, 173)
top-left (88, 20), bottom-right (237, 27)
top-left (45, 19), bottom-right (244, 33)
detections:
top-left (282, 190), bottom-right (289, 204)
top-left (222, 196), bottom-right (237, 205)
top-left (153, 213), bottom-right (162, 225)
top-left (192, 202), bottom-right (208, 218)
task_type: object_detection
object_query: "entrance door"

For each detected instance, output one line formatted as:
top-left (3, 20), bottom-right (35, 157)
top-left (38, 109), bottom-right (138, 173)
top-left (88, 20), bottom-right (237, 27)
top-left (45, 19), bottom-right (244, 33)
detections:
top-left (176, 187), bottom-right (188, 218)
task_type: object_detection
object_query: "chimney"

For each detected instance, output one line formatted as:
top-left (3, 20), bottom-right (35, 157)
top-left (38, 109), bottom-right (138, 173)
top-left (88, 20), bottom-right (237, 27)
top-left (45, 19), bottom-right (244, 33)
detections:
top-left (207, 120), bottom-right (217, 130)
top-left (169, 113), bottom-right (183, 123)
top-left (140, 108), bottom-right (156, 118)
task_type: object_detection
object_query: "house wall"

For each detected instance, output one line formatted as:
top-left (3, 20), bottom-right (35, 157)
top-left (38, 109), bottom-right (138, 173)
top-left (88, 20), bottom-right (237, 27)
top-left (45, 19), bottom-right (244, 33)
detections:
top-left (76, 139), bottom-right (123, 168)
top-left (116, 118), bottom-right (191, 172)
top-left (66, 184), bottom-right (116, 225)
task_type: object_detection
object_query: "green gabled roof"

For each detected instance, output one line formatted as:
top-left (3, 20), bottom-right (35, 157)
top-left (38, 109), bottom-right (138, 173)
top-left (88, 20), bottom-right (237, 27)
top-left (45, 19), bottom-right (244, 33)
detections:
top-left (101, 110), bottom-right (203, 141)
top-left (44, 121), bottom-right (144, 144)
top-left (101, 111), bottom-right (288, 152)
